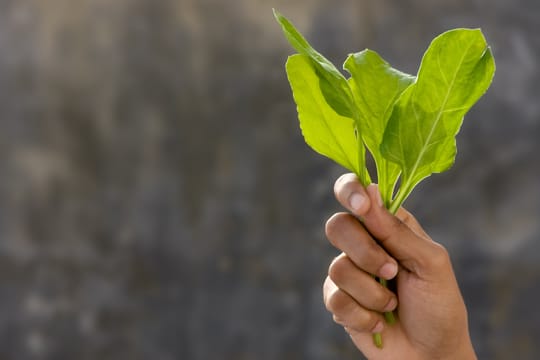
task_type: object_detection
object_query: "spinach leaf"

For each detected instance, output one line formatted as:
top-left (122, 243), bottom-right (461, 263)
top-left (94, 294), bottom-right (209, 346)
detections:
top-left (344, 50), bottom-right (415, 206)
top-left (275, 11), bottom-right (495, 213)
top-left (273, 9), bottom-right (354, 119)
top-left (277, 10), bottom-right (371, 185)
top-left (381, 29), bottom-right (495, 213)
top-left (286, 54), bottom-right (364, 176)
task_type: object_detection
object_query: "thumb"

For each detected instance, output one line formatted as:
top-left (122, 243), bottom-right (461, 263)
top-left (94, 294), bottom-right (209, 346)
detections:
top-left (362, 184), bottom-right (450, 280)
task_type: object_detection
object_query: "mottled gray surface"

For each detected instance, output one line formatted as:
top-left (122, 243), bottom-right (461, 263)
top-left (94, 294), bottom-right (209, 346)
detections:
top-left (0, 0), bottom-right (538, 359)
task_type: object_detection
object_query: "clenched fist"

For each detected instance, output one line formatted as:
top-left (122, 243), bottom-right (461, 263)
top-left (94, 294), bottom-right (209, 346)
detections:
top-left (323, 174), bottom-right (477, 360)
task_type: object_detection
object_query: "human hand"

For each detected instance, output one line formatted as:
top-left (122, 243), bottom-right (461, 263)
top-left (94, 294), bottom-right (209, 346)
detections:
top-left (323, 173), bottom-right (477, 360)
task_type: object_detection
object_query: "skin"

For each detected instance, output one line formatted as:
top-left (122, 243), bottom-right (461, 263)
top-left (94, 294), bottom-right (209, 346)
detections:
top-left (323, 173), bottom-right (477, 360)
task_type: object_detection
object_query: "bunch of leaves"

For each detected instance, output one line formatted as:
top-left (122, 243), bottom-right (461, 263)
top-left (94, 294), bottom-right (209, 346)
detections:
top-left (273, 9), bottom-right (495, 347)
top-left (273, 9), bottom-right (495, 214)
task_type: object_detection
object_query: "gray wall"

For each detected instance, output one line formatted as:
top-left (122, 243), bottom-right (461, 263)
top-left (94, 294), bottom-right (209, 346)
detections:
top-left (0, 0), bottom-right (538, 359)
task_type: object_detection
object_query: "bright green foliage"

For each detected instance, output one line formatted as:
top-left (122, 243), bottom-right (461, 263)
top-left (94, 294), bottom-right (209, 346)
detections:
top-left (286, 54), bottom-right (360, 174)
top-left (273, 9), bottom-right (354, 118)
top-left (344, 50), bottom-right (415, 207)
top-left (274, 10), bottom-right (495, 213)
top-left (381, 29), bottom-right (495, 213)
top-left (274, 9), bottom-right (371, 185)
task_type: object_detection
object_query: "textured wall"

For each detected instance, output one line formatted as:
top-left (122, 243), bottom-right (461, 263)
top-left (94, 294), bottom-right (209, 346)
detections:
top-left (0, 0), bottom-right (538, 359)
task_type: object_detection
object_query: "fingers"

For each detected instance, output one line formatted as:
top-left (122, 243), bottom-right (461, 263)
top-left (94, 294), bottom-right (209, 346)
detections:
top-left (325, 213), bottom-right (398, 280)
top-left (333, 173), bottom-right (427, 239)
top-left (362, 184), bottom-right (450, 278)
top-left (328, 254), bottom-right (398, 313)
top-left (323, 276), bottom-right (385, 334)
top-left (332, 173), bottom-right (450, 279)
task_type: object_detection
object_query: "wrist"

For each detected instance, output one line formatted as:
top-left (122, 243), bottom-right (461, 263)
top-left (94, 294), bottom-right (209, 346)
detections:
top-left (418, 332), bottom-right (476, 360)
top-left (439, 340), bottom-right (477, 360)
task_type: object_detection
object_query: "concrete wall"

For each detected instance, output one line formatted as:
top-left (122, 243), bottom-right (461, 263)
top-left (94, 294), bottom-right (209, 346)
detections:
top-left (0, 0), bottom-right (538, 359)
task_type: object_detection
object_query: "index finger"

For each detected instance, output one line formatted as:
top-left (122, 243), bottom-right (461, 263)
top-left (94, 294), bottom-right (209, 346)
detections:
top-left (325, 212), bottom-right (399, 280)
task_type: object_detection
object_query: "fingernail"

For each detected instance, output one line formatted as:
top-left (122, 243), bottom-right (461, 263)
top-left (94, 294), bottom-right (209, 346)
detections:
top-left (379, 262), bottom-right (398, 280)
top-left (371, 321), bottom-right (384, 334)
top-left (349, 193), bottom-right (365, 212)
top-left (384, 297), bottom-right (398, 312)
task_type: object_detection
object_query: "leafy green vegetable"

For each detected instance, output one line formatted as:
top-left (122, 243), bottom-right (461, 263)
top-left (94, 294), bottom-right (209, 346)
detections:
top-left (344, 50), bottom-right (415, 207)
top-left (274, 9), bottom-right (495, 349)
top-left (381, 29), bottom-right (495, 213)
top-left (286, 54), bottom-right (360, 174)
top-left (273, 9), bottom-right (354, 118)
top-left (274, 9), bottom-right (371, 185)
top-left (274, 10), bottom-right (495, 213)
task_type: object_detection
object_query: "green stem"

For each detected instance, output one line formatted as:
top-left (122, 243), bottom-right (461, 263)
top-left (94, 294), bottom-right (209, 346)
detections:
top-left (389, 178), bottom-right (415, 214)
top-left (372, 180), bottom-right (414, 349)
top-left (373, 333), bottom-right (383, 348)
top-left (380, 278), bottom-right (396, 324)
top-left (350, 103), bottom-right (372, 187)
top-left (371, 277), bottom-right (396, 348)
top-left (372, 181), bottom-right (404, 348)
top-left (354, 126), bottom-right (371, 187)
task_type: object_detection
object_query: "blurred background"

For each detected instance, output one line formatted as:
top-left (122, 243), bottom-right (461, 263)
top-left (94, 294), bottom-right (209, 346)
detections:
top-left (0, 0), bottom-right (538, 359)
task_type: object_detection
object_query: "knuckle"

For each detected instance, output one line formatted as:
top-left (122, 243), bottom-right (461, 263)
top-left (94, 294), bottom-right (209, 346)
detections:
top-left (325, 213), bottom-right (350, 244)
top-left (378, 217), bottom-right (408, 245)
top-left (393, 217), bottom-right (408, 233)
top-left (350, 307), bottom-right (378, 332)
top-left (328, 256), bottom-right (350, 284)
top-left (426, 243), bottom-right (450, 269)
top-left (397, 209), bottom-right (412, 225)
top-left (325, 288), bottom-right (350, 314)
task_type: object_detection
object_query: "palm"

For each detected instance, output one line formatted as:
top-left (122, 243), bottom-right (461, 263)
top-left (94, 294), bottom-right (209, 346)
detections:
top-left (349, 269), bottom-right (467, 360)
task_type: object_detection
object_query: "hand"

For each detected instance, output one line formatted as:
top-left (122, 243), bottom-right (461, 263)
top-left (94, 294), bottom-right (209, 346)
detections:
top-left (323, 174), bottom-right (477, 360)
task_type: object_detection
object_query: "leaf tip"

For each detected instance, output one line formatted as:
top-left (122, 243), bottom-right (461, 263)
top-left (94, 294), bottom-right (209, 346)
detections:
top-left (272, 8), bottom-right (280, 20)
top-left (272, 8), bottom-right (288, 27)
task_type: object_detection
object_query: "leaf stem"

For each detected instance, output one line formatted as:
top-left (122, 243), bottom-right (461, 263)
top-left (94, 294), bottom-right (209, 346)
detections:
top-left (371, 180), bottom-right (415, 347)
top-left (379, 279), bottom-right (396, 324)
top-left (353, 120), bottom-right (371, 187)
top-left (372, 277), bottom-right (396, 347)
top-left (389, 178), bottom-right (415, 214)
top-left (373, 333), bottom-right (383, 348)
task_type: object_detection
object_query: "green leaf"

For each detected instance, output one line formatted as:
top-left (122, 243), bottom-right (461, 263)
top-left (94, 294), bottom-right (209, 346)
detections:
top-left (286, 54), bottom-right (362, 175)
top-left (381, 28), bottom-right (496, 212)
top-left (344, 50), bottom-right (415, 207)
top-left (273, 9), bottom-right (354, 118)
